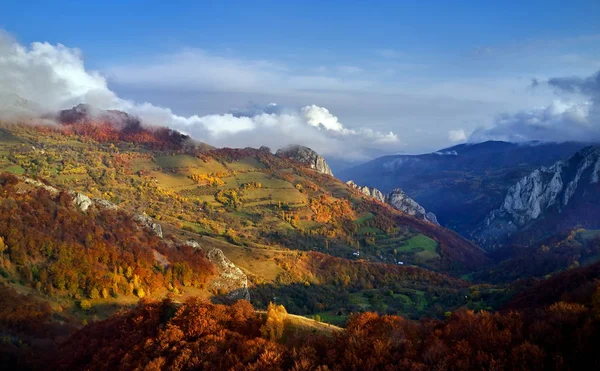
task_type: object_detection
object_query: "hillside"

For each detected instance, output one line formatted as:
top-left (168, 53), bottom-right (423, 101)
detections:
top-left (0, 172), bottom-right (218, 301)
top-left (0, 170), bottom-right (498, 368)
top-left (0, 118), bottom-right (483, 273)
top-left (505, 258), bottom-right (600, 311)
top-left (470, 229), bottom-right (600, 284)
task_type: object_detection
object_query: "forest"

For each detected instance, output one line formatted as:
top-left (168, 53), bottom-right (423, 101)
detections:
top-left (53, 289), bottom-right (600, 371)
top-left (0, 173), bottom-right (214, 302)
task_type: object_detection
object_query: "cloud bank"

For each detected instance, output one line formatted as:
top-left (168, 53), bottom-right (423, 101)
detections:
top-left (470, 70), bottom-right (600, 143)
top-left (448, 129), bottom-right (467, 142)
top-left (0, 32), bottom-right (398, 160)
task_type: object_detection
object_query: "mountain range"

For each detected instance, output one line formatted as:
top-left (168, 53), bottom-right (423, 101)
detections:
top-left (475, 146), bottom-right (600, 248)
top-left (338, 141), bottom-right (594, 236)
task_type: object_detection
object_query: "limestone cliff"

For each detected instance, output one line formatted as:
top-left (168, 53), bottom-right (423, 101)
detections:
top-left (275, 145), bottom-right (333, 176)
top-left (477, 146), bottom-right (600, 246)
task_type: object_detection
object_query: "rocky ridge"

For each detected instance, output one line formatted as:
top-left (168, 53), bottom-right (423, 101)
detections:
top-left (346, 180), bottom-right (438, 224)
top-left (387, 188), bottom-right (439, 224)
top-left (345, 180), bottom-right (386, 202)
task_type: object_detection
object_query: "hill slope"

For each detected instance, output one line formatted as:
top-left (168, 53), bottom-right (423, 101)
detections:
top-left (0, 118), bottom-right (483, 273)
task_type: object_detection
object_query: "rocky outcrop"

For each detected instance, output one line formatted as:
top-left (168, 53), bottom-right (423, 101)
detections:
top-left (22, 175), bottom-right (167, 239)
top-left (21, 177), bottom-right (165, 238)
top-left (477, 146), bottom-right (600, 246)
top-left (71, 192), bottom-right (93, 212)
top-left (133, 213), bottom-right (163, 238)
top-left (185, 240), bottom-right (250, 301)
top-left (346, 180), bottom-right (438, 224)
top-left (276, 145), bottom-right (333, 176)
top-left (93, 198), bottom-right (118, 210)
top-left (21, 177), bottom-right (58, 194)
top-left (346, 180), bottom-right (386, 203)
top-left (387, 188), bottom-right (439, 224)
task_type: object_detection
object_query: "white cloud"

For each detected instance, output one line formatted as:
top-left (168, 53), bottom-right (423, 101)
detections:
top-left (106, 48), bottom-right (287, 93)
top-left (106, 48), bottom-right (375, 95)
top-left (470, 70), bottom-right (600, 143)
top-left (301, 105), bottom-right (344, 131)
top-left (448, 129), bottom-right (467, 142)
top-left (4, 28), bottom-right (599, 159)
top-left (0, 31), bottom-right (118, 111)
top-left (469, 99), bottom-right (595, 143)
top-left (0, 31), bottom-right (398, 160)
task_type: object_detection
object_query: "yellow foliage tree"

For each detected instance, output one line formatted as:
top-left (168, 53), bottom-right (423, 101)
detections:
top-left (260, 303), bottom-right (287, 341)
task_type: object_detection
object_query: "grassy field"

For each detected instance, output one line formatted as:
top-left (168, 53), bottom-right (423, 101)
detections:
top-left (307, 311), bottom-right (348, 326)
top-left (154, 154), bottom-right (213, 169)
top-left (226, 157), bottom-right (266, 171)
top-left (396, 234), bottom-right (437, 252)
top-left (149, 170), bottom-right (197, 189)
top-left (283, 312), bottom-right (343, 338)
top-left (392, 234), bottom-right (440, 262)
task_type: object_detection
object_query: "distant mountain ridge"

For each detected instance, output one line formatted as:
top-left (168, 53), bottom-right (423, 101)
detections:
top-left (338, 140), bottom-right (594, 235)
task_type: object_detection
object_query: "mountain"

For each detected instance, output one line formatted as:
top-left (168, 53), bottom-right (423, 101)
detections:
top-left (0, 112), bottom-right (485, 277)
top-left (346, 180), bottom-right (438, 224)
top-left (0, 93), bottom-right (47, 119)
top-left (338, 141), bottom-right (592, 235)
top-left (475, 146), bottom-right (600, 248)
top-left (276, 144), bottom-right (334, 176)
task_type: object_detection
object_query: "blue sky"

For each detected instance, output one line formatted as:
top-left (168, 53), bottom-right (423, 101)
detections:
top-left (3, 1), bottom-right (599, 62)
top-left (1, 1), bottom-right (599, 158)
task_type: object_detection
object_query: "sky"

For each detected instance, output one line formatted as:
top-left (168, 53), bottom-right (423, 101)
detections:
top-left (1, 0), bottom-right (599, 161)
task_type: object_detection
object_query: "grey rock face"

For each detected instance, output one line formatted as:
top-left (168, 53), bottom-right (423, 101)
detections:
top-left (346, 180), bottom-right (438, 224)
top-left (21, 177), bottom-right (58, 194)
top-left (134, 213), bottom-right (163, 238)
top-left (478, 146), bottom-right (600, 244)
top-left (185, 240), bottom-right (250, 301)
top-left (71, 192), bottom-right (93, 212)
top-left (387, 188), bottom-right (439, 224)
top-left (346, 180), bottom-right (386, 203)
top-left (93, 198), bottom-right (118, 210)
top-left (276, 145), bottom-right (333, 176)
top-left (426, 212), bottom-right (439, 225)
